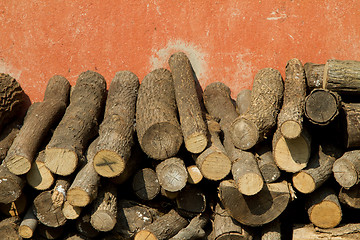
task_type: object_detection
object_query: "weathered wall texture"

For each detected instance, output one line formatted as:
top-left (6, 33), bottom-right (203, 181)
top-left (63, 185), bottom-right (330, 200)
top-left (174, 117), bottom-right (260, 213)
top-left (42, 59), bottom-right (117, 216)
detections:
top-left (1, 0), bottom-right (360, 101)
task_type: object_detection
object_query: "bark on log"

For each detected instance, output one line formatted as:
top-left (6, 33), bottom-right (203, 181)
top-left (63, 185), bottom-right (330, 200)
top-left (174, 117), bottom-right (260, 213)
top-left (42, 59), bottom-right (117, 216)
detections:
top-left (45, 71), bottom-right (106, 176)
top-left (0, 216), bottom-right (21, 240)
top-left (76, 213), bottom-right (100, 239)
top-left (261, 218), bottom-right (281, 240)
top-left (304, 88), bottom-right (341, 125)
top-left (136, 68), bottom-right (183, 160)
top-left (26, 150), bottom-right (54, 190)
top-left (254, 144), bottom-right (281, 183)
top-left (323, 59), bottom-right (360, 95)
top-left (0, 120), bottom-right (21, 162)
top-left (132, 168), bottom-right (160, 200)
top-left (306, 187), bottom-right (342, 229)
top-left (156, 157), bottom-right (187, 192)
top-left (134, 209), bottom-right (188, 240)
top-left (170, 213), bottom-right (208, 240)
top-left (231, 68), bottom-right (283, 150)
top-left (176, 186), bottom-right (206, 218)
top-left (36, 224), bottom-right (64, 240)
top-left (0, 193), bottom-right (27, 217)
top-left (272, 128), bottom-right (311, 173)
top-left (62, 201), bottom-right (82, 220)
top-left (94, 71), bottom-right (139, 178)
top-left (90, 182), bottom-right (117, 232)
top-left (333, 150), bottom-right (360, 188)
top-left (218, 180), bottom-right (290, 227)
top-left (277, 58), bottom-right (306, 139)
top-left (293, 143), bottom-right (341, 194)
top-left (304, 62), bottom-right (324, 90)
top-left (18, 206), bottom-right (38, 239)
top-left (342, 103), bottom-right (360, 149)
top-left (169, 52), bottom-right (208, 154)
top-left (236, 89), bottom-right (251, 115)
top-left (339, 184), bottom-right (360, 209)
top-left (0, 164), bottom-right (25, 204)
top-left (187, 165), bottom-right (203, 184)
top-left (293, 223), bottom-right (360, 240)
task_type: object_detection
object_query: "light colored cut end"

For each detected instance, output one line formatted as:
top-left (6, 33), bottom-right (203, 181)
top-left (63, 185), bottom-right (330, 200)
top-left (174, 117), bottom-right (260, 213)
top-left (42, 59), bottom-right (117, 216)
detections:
top-left (280, 121), bottom-right (302, 139)
top-left (217, 233), bottom-right (245, 240)
top-left (333, 160), bottom-right (357, 188)
top-left (199, 151), bottom-right (231, 181)
top-left (6, 156), bottom-right (31, 175)
top-left (91, 211), bottom-right (116, 232)
top-left (187, 165), bottom-right (203, 184)
top-left (45, 148), bottom-right (78, 176)
top-left (18, 225), bottom-right (33, 238)
top-left (67, 188), bottom-right (91, 207)
top-left (63, 201), bottom-right (82, 219)
top-left (93, 150), bottom-right (125, 178)
top-left (185, 132), bottom-right (208, 154)
top-left (292, 172), bottom-right (316, 194)
top-left (310, 201), bottom-right (342, 228)
top-left (159, 163), bottom-right (187, 192)
top-left (135, 230), bottom-right (157, 240)
top-left (274, 134), bottom-right (310, 172)
top-left (26, 161), bottom-right (54, 190)
top-left (238, 173), bottom-right (264, 196)
top-left (231, 118), bottom-right (259, 150)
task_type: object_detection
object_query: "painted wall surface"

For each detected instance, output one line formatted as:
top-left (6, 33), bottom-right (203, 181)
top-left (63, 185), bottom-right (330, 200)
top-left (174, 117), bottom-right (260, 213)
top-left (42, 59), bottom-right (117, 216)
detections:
top-left (1, 0), bottom-right (360, 102)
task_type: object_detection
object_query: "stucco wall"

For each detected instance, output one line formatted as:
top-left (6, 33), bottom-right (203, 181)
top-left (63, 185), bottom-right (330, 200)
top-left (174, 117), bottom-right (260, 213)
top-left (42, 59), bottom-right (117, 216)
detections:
top-left (1, 0), bottom-right (360, 102)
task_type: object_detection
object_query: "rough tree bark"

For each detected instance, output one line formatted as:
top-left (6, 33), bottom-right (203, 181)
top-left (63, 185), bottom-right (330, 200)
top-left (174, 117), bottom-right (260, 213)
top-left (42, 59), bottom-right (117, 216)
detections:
top-left (254, 144), bottom-right (281, 183)
top-left (342, 103), bottom-right (360, 148)
top-left (0, 164), bottom-right (25, 204)
top-left (0, 216), bottom-right (21, 240)
top-left (261, 218), bottom-right (281, 240)
top-left (0, 120), bottom-right (21, 161)
top-left (304, 62), bottom-right (324, 90)
top-left (170, 213), bottom-right (208, 240)
top-left (339, 184), bottom-right (360, 209)
top-left (293, 223), bottom-right (360, 240)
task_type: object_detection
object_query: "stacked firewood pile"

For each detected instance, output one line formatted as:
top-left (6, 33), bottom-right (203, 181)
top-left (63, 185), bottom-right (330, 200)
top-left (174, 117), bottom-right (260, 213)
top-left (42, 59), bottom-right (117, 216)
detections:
top-left (0, 53), bottom-right (360, 239)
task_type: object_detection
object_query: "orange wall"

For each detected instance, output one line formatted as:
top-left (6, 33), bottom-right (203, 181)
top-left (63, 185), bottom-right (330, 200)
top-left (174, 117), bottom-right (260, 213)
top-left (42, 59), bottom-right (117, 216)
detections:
top-left (1, 0), bottom-right (360, 102)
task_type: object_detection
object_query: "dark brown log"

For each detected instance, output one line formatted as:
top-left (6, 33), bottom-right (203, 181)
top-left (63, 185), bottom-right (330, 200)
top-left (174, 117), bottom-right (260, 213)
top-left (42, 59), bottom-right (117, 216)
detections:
top-left (0, 120), bottom-right (21, 162)
top-left (231, 68), bottom-right (283, 150)
top-left (261, 218), bottom-right (281, 240)
top-left (76, 213), bottom-right (99, 239)
top-left (277, 58), bottom-right (306, 139)
top-left (134, 209), bottom-right (188, 240)
top-left (0, 164), bottom-right (25, 204)
top-left (45, 71), bottom-right (106, 176)
top-left (26, 150), bottom-right (54, 190)
top-left (0, 216), bottom-right (21, 240)
top-left (156, 157), bottom-right (187, 192)
top-left (0, 73), bottom-right (25, 132)
top-left (170, 213), bottom-right (208, 240)
top-left (62, 201), bottom-right (82, 220)
top-left (132, 168), bottom-right (161, 200)
top-left (218, 180), bottom-right (290, 227)
top-left (90, 183), bottom-right (117, 232)
top-left (93, 71), bottom-right (139, 178)
top-left (323, 59), bottom-right (360, 95)
top-left (176, 186), bottom-right (206, 218)
top-left (333, 150), bottom-right (360, 188)
top-left (18, 206), bottom-right (38, 239)
top-left (186, 165), bottom-right (203, 184)
top-left (36, 224), bottom-right (64, 240)
top-left (254, 144), bottom-right (281, 183)
top-left (304, 62), bottom-right (325, 90)
top-left (293, 223), bottom-right (360, 240)
top-left (272, 128), bottom-right (311, 173)
top-left (0, 193), bottom-right (27, 217)
top-left (342, 103), bottom-right (360, 149)
top-left (236, 89), bottom-right (251, 115)
top-left (33, 177), bottom-right (71, 227)
top-left (339, 184), bottom-right (360, 209)
top-left (136, 68), bottom-right (183, 160)
top-left (293, 143), bottom-right (341, 194)
top-left (306, 187), bottom-right (342, 229)
top-left (304, 88), bottom-right (341, 125)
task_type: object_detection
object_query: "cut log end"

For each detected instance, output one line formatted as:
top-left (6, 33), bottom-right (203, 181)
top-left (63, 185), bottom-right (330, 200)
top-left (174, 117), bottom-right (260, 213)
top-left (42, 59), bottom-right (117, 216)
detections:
top-left (91, 210), bottom-right (116, 232)
top-left (280, 121), bottom-right (302, 139)
top-left (67, 188), bottom-right (91, 207)
top-left (6, 156), bottom-right (31, 175)
top-left (45, 148), bottom-right (77, 176)
top-left (63, 201), bottom-right (82, 219)
top-left (292, 172), bottom-right (316, 194)
top-left (333, 160), bottom-right (358, 189)
top-left (216, 233), bottom-right (245, 240)
top-left (185, 132), bottom-right (207, 154)
top-left (199, 151), bottom-right (231, 181)
top-left (187, 165), bottom-right (203, 184)
top-left (26, 160), bottom-right (54, 190)
top-left (309, 201), bottom-right (342, 229)
top-left (231, 118), bottom-right (258, 150)
top-left (93, 150), bottom-right (125, 178)
top-left (237, 173), bottom-right (264, 196)
top-left (135, 230), bottom-right (157, 240)
top-left (18, 225), bottom-right (33, 238)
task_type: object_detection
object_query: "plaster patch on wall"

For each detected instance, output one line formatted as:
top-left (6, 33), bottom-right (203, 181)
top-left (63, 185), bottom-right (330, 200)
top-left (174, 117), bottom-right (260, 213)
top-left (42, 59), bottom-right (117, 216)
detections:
top-left (149, 39), bottom-right (208, 81)
top-left (0, 59), bottom-right (22, 79)
top-left (233, 51), bottom-right (253, 88)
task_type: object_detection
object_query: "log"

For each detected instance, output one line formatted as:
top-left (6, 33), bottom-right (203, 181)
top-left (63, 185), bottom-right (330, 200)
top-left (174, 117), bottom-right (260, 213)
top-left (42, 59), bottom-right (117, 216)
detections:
top-left (213, 203), bottom-right (252, 240)
top-left (0, 164), bottom-right (25, 204)
top-left (160, 187), bottom-right (179, 200)
top-left (76, 213), bottom-right (100, 239)
top-left (339, 184), bottom-right (360, 209)
top-left (293, 223), bottom-right (360, 240)
top-left (0, 193), bottom-right (27, 217)
top-left (272, 128), bottom-right (311, 173)
top-left (134, 209), bottom-right (188, 240)
top-left (67, 138), bottom-right (100, 207)
top-left (168, 52), bottom-right (208, 154)
top-left (304, 88), bottom-right (341, 125)
top-left (261, 218), bottom-right (281, 240)
top-left (277, 58), bottom-right (306, 139)
top-left (236, 89), bottom-right (251, 115)
top-left (5, 76), bottom-right (70, 175)
top-left (187, 165), bottom-right (203, 184)
top-left (170, 213), bottom-right (208, 240)
top-left (36, 224), bottom-right (64, 240)
top-left (26, 150), bottom-right (54, 190)
top-left (306, 187), bottom-right (342, 228)
top-left (0, 216), bottom-right (21, 240)
top-left (136, 68), bottom-right (183, 160)
top-left (304, 62), bottom-right (324, 90)
top-left (45, 70), bottom-right (106, 176)
top-left (293, 143), bottom-right (342, 194)
top-left (254, 144), bottom-right (281, 183)
top-left (0, 120), bottom-right (21, 161)
top-left (132, 168), bottom-right (160, 200)
top-left (333, 150), bottom-right (360, 188)
top-left (231, 68), bottom-right (283, 150)
top-left (0, 73), bottom-right (25, 132)
top-left (62, 201), bottom-right (82, 220)
top-left (90, 182), bottom-right (117, 232)
top-left (93, 71), bottom-right (139, 178)
top-left (342, 103), bottom-right (360, 149)
top-left (33, 177), bottom-right (71, 227)
top-left (156, 157), bottom-right (187, 192)
top-left (176, 186), bottom-right (206, 218)
top-left (218, 180), bottom-right (290, 227)
top-left (18, 206), bottom-right (38, 239)
top-left (323, 59), bottom-right (360, 95)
